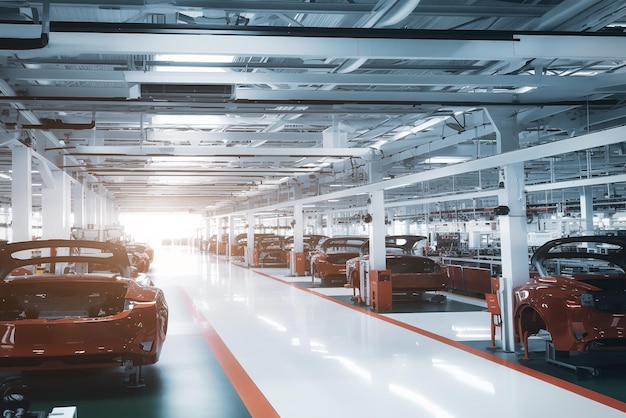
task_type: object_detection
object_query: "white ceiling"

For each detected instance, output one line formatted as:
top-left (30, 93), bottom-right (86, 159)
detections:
top-left (1, 0), bottom-right (626, 221)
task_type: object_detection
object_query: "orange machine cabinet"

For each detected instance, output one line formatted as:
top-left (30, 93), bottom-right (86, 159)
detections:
top-left (369, 269), bottom-right (392, 312)
top-left (294, 251), bottom-right (306, 275)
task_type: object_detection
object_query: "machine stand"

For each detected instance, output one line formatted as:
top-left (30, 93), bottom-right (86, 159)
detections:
top-left (544, 341), bottom-right (600, 376)
top-left (123, 360), bottom-right (146, 388)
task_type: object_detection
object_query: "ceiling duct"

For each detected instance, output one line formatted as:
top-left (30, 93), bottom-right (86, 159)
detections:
top-left (0, 5), bottom-right (49, 50)
top-left (140, 84), bottom-right (233, 101)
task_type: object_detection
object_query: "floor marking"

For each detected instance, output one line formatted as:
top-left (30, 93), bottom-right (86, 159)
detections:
top-left (251, 267), bottom-right (626, 414)
top-left (177, 286), bottom-right (280, 418)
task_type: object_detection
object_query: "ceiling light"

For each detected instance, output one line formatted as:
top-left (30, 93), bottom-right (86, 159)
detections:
top-left (154, 54), bottom-right (234, 73)
top-left (421, 156), bottom-right (471, 164)
top-left (155, 54), bottom-right (234, 63)
top-left (151, 114), bottom-right (226, 126)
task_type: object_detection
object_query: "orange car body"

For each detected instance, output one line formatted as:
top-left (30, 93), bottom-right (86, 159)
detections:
top-left (0, 239), bottom-right (168, 371)
top-left (514, 236), bottom-right (626, 353)
top-left (310, 236), bottom-right (368, 285)
top-left (345, 235), bottom-right (449, 295)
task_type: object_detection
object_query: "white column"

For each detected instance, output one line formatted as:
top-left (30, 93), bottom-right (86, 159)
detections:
top-left (246, 212), bottom-right (254, 266)
top-left (72, 178), bottom-right (86, 230)
top-left (85, 186), bottom-right (98, 228)
top-left (368, 190), bottom-right (386, 270)
top-left (580, 186), bottom-right (594, 235)
top-left (228, 215), bottom-right (235, 258)
top-left (487, 107), bottom-right (530, 353)
top-left (324, 210), bottom-right (332, 237)
top-left (11, 144), bottom-right (32, 242)
top-left (293, 203), bottom-right (304, 253)
top-left (42, 170), bottom-right (71, 239)
top-left (497, 162), bottom-right (529, 352)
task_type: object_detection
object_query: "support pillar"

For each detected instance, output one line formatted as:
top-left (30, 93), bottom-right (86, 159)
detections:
top-left (487, 107), bottom-right (530, 353)
top-left (228, 215), bottom-right (235, 258)
top-left (246, 212), bottom-right (254, 267)
top-left (580, 185), bottom-right (594, 235)
top-left (72, 178), bottom-right (86, 230)
top-left (42, 169), bottom-right (71, 239)
top-left (11, 144), bottom-right (32, 242)
top-left (368, 190), bottom-right (386, 271)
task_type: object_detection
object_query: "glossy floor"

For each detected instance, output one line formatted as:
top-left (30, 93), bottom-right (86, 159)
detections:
top-left (15, 246), bottom-right (626, 417)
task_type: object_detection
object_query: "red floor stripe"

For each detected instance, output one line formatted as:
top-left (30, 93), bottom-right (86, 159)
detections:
top-left (177, 286), bottom-right (280, 418)
top-left (253, 268), bottom-right (626, 414)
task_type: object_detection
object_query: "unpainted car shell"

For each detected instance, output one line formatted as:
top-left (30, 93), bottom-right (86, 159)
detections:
top-left (514, 236), bottom-right (626, 353)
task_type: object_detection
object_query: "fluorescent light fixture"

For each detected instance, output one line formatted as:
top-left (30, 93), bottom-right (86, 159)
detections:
top-left (151, 114), bottom-right (226, 126)
top-left (155, 54), bottom-right (234, 63)
top-left (465, 86), bottom-right (537, 93)
top-left (154, 65), bottom-right (227, 73)
top-left (421, 156), bottom-right (471, 164)
top-left (154, 54), bottom-right (234, 73)
top-left (0, 173), bottom-right (11, 180)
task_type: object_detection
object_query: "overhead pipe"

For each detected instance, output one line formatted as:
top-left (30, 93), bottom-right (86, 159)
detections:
top-left (5, 118), bottom-right (95, 130)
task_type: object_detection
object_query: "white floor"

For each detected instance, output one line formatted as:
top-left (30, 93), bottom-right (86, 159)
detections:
top-left (153, 245), bottom-right (626, 418)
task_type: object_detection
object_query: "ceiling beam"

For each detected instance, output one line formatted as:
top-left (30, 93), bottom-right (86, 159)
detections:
top-left (10, 31), bottom-right (626, 61)
top-left (72, 145), bottom-right (372, 158)
top-left (220, 124), bottom-right (626, 216)
top-left (0, 68), bottom-right (585, 88)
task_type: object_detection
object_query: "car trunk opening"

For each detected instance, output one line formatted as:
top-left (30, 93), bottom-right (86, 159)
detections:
top-left (0, 281), bottom-right (128, 320)
top-left (577, 276), bottom-right (626, 313)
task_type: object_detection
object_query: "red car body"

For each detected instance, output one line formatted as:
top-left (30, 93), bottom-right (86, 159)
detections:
top-left (514, 236), bottom-right (626, 353)
top-left (0, 239), bottom-right (168, 373)
top-left (310, 236), bottom-right (368, 285)
top-left (345, 235), bottom-right (449, 295)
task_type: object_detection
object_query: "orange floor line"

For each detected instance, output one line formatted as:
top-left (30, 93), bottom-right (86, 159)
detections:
top-left (253, 268), bottom-right (626, 414)
top-left (178, 286), bottom-right (280, 418)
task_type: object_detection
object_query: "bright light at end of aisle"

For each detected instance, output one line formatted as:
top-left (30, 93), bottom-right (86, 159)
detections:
top-left (119, 212), bottom-right (203, 244)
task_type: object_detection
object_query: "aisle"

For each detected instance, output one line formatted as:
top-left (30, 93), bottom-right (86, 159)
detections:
top-left (171, 247), bottom-right (626, 418)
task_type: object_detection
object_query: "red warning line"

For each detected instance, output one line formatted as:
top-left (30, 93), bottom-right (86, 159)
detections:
top-left (252, 269), bottom-right (626, 414)
top-left (178, 286), bottom-right (280, 418)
